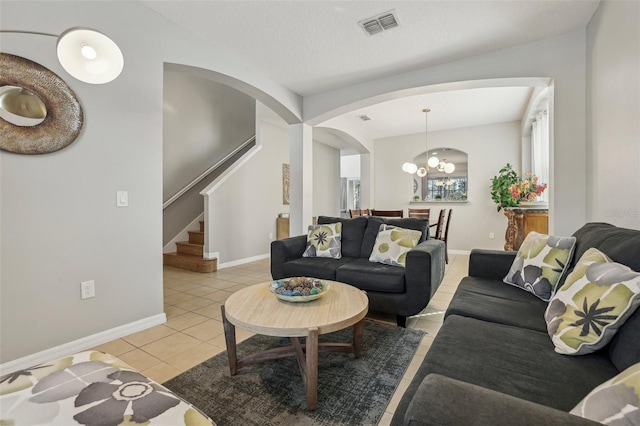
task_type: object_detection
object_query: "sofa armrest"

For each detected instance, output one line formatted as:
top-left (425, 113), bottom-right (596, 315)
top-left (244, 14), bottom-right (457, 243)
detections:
top-left (270, 235), bottom-right (307, 279)
top-left (468, 248), bottom-right (517, 280)
top-left (402, 239), bottom-right (446, 314)
top-left (404, 374), bottom-right (599, 426)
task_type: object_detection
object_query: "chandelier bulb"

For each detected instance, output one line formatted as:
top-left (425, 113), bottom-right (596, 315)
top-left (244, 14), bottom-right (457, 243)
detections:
top-left (444, 162), bottom-right (456, 174)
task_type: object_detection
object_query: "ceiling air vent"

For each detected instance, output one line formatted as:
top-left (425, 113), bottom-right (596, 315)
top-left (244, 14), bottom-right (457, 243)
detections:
top-left (359, 10), bottom-right (399, 36)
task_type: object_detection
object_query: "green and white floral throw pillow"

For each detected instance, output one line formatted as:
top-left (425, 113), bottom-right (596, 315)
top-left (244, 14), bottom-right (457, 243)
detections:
top-left (545, 247), bottom-right (640, 355)
top-left (302, 222), bottom-right (342, 259)
top-left (570, 361), bottom-right (640, 424)
top-left (504, 231), bottom-right (576, 301)
top-left (369, 224), bottom-right (422, 267)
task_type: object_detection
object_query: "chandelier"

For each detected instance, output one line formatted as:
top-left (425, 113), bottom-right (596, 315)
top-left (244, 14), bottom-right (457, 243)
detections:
top-left (402, 108), bottom-right (455, 176)
top-left (435, 178), bottom-right (454, 188)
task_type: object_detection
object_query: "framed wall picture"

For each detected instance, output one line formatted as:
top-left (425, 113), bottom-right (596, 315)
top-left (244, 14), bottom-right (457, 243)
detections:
top-left (282, 163), bottom-right (290, 205)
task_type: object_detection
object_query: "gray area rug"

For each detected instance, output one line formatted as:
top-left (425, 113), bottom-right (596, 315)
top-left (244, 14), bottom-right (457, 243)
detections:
top-left (163, 320), bottom-right (425, 426)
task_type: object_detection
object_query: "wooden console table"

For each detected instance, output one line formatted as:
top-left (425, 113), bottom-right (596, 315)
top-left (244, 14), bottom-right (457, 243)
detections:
top-left (504, 207), bottom-right (549, 251)
top-left (276, 217), bottom-right (289, 240)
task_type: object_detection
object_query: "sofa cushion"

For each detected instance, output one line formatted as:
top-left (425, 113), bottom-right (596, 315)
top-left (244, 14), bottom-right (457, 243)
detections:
top-left (404, 315), bottom-right (619, 412)
top-left (609, 304), bottom-right (640, 372)
top-left (317, 216), bottom-right (367, 258)
top-left (335, 258), bottom-right (405, 293)
top-left (570, 361), bottom-right (640, 424)
top-left (546, 247), bottom-right (640, 356)
top-left (445, 276), bottom-right (549, 332)
top-left (369, 224), bottom-right (422, 267)
top-left (302, 222), bottom-right (342, 258)
top-left (564, 223), bottom-right (640, 288)
top-left (361, 217), bottom-right (429, 258)
top-left (403, 374), bottom-right (601, 426)
top-left (281, 256), bottom-right (356, 281)
top-left (503, 231), bottom-right (576, 301)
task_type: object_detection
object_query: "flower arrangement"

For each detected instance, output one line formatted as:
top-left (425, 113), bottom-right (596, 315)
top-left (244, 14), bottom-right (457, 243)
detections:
top-left (491, 164), bottom-right (548, 212)
top-left (490, 163), bottom-right (519, 212)
top-left (510, 173), bottom-right (547, 202)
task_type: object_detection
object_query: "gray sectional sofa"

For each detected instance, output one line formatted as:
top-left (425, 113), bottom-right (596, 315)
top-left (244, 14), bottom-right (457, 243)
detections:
top-left (391, 222), bottom-right (640, 425)
top-left (270, 215), bottom-right (446, 326)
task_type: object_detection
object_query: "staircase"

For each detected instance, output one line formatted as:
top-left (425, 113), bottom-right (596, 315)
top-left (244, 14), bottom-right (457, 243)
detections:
top-left (163, 221), bottom-right (218, 273)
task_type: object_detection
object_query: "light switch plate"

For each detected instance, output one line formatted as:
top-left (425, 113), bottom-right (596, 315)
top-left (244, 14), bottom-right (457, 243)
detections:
top-left (116, 191), bottom-right (128, 207)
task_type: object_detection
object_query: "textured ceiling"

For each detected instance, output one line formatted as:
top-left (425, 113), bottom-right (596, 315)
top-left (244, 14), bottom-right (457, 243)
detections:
top-left (142, 0), bottom-right (599, 145)
top-left (142, 0), bottom-right (600, 96)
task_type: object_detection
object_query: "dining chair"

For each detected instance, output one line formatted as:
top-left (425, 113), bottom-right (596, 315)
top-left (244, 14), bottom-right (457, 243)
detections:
top-left (431, 209), bottom-right (446, 241)
top-left (361, 208), bottom-right (371, 216)
top-left (408, 208), bottom-right (430, 220)
top-left (371, 209), bottom-right (404, 218)
top-left (440, 209), bottom-right (453, 263)
top-left (349, 209), bottom-right (362, 218)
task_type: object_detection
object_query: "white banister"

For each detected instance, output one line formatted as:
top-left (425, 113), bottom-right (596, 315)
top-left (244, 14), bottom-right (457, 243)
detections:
top-left (162, 135), bottom-right (256, 209)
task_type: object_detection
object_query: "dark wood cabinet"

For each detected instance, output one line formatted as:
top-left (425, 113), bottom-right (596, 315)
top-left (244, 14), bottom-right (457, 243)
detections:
top-left (504, 208), bottom-right (549, 251)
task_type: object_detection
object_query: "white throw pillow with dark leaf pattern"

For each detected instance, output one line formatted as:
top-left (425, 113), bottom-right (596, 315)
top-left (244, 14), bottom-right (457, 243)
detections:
top-left (369, 224), bottom-right (422, 267)
top-left (570, 361), bottom-right (640, 424)
top-left (503, 231), bottom-right (576, 301)
top-left (545, 247), bottom-right (640, 355)
top-left (302, 222), bottom-right (342, 259)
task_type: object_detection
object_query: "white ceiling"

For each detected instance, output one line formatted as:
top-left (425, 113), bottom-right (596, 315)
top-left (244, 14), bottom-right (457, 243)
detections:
top-left (341, 86), bottom-right (534, 138)
top-left (142, 0), bottom-right (600, 146)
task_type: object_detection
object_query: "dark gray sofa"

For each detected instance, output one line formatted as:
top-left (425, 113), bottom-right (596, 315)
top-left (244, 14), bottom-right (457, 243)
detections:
top-left (270, 215), bottom-right (446, 326)
top-left (392, 222), bottom-right (640, 425)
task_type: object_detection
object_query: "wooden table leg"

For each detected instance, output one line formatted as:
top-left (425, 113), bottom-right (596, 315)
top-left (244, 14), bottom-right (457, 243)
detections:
top-left (306, 327), bottom-right (318, 410)
top-left (353, 318), bottom-right (364, 358)
top-left (221, 305), bottom-right (238, 375)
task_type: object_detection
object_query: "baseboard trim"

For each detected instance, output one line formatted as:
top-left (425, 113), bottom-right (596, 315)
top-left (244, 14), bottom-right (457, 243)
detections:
top-left (0, 313), bottom-right (167, 374)
top-left (204, 251), bottom-right (219, 260)
top-left (449, 249), bottom-right (471, 256)
top-left (218, 253), bottom-right (270, 269)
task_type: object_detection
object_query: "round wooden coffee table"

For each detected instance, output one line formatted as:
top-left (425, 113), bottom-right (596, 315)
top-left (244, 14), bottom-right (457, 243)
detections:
top-left (221, 280), bottom-right (369, 410)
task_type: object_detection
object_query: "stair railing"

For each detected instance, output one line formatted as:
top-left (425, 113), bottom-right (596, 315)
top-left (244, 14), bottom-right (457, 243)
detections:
top-left (162, 135), bottom-right (256, 210)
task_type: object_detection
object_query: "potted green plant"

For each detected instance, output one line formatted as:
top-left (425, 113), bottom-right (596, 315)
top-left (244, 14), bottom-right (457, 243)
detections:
top-left (490, 163), bottom-right (519, 212)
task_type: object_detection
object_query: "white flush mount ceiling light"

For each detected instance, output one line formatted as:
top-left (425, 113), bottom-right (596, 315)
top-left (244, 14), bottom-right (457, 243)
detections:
top-left (57, 28), bottom-right (123, 84)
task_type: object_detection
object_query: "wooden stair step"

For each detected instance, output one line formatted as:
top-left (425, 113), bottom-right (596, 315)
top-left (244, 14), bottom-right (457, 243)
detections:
top-left (176, 241), bottom-right (203, 256)
top-left (188, 231), bottom-right (204, 245)
top-left (199, 220), bottom-right (205, 233)
top-left (163, 252), bottom-right (217, 273)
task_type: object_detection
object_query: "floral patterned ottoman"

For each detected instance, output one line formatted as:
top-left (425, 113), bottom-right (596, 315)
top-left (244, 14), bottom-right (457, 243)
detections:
top-left (0, 351), bottom-right (215, 425)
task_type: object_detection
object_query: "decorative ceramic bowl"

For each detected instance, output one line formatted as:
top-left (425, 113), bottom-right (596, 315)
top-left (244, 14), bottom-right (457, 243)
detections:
top-left (269, 277), bottom-right (329, 302)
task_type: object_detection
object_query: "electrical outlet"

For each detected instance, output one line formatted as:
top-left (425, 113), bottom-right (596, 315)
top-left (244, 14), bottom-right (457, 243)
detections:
top-left (489, 232), bottom-right (495, 239)
top-left (81, 280), bottom-right (95, 300)
top-left (269, 233), bottom-right (274, 240)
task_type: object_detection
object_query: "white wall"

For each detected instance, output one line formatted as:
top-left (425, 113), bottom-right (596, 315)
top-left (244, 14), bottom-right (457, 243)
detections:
top-left (305, 31), bottom-right (588, 237)
top-left (0, 3), bottom-right (163, 363)
top-left (313, 142), bottom-right (341, 218)
top-left (163, 71), bottom-right (256, 201)
top-left (586, 0), bottom-right (640, 229)
top-left (341, 155), bottom-right (361, 178)
top-left (375, 121), bottom-right (521, 251)
top-left (204, 120), bottom-right (289, 265)
top-left (0, 0), bottom-right (300, 364)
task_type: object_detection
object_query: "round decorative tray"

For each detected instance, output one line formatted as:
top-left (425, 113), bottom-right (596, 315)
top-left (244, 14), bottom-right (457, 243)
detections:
top-left (269, 277), bottom-right (329, 303)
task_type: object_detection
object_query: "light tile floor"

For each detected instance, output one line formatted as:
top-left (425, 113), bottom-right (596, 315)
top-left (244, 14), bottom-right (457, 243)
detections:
top-left (92, 254), bottom-right (469, 424)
